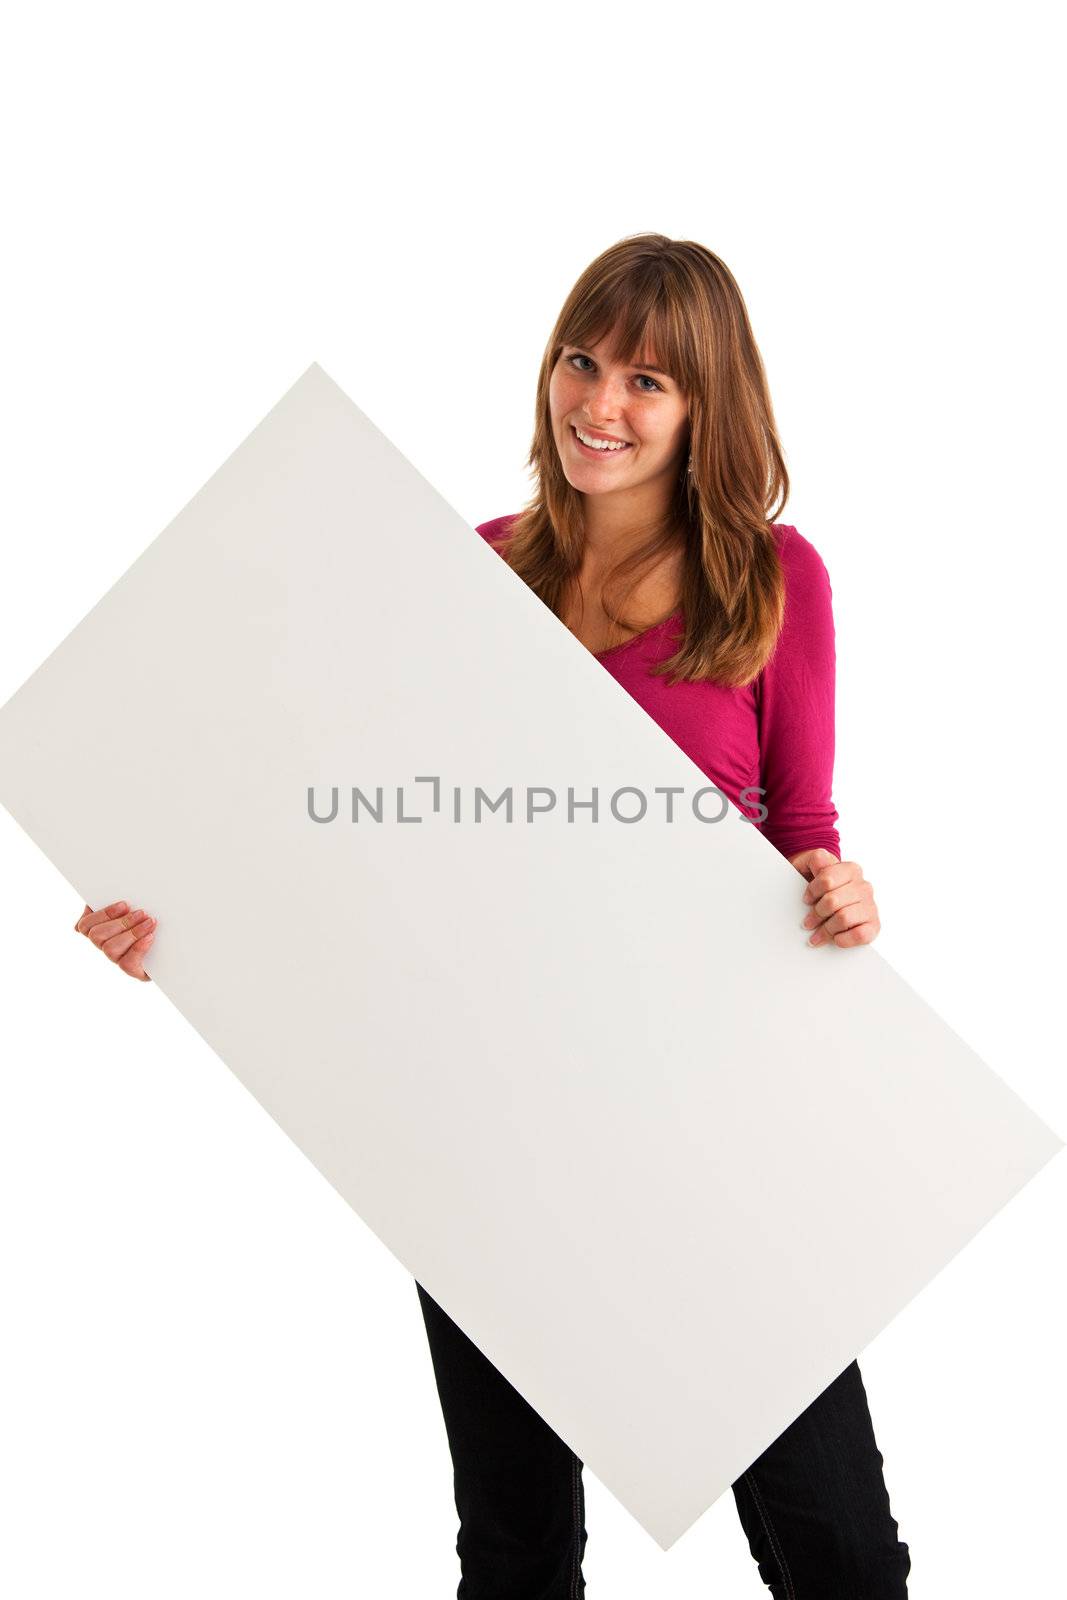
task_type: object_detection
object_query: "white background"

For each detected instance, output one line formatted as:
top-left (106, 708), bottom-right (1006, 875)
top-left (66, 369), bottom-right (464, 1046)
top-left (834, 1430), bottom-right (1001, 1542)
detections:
top-left (1, 3), bottom-right (1062, 1595)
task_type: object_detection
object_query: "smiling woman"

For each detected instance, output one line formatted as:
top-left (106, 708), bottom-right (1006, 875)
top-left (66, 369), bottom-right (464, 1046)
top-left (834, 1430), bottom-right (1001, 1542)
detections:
top-left (412, 231), bottom-right (905, 1600)
top-left (499, 241), bottom-right (803, 703)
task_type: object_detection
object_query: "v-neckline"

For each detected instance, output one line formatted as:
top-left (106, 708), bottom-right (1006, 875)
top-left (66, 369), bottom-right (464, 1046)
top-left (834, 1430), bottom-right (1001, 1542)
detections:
top-left (591, 608), bottom-right (685, 660)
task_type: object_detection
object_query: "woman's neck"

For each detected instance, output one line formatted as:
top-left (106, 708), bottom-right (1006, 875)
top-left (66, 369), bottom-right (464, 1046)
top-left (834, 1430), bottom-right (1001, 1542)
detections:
top-left (581, 484), bottom-right (675, 564)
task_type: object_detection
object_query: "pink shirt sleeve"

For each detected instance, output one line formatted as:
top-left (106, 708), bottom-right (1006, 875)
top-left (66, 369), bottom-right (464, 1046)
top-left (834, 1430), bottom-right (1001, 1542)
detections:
top-left (755, 527), bottom-right (842, 862)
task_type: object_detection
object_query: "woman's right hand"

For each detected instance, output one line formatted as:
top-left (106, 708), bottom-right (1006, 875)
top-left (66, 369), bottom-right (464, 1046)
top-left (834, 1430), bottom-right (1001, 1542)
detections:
top-left (73, 900), bottom-right (157, 982)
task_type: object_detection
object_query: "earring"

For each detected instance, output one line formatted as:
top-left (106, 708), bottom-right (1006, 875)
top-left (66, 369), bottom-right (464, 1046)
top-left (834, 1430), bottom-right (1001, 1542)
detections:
top-left (686, 452), bottom-right (694, 476)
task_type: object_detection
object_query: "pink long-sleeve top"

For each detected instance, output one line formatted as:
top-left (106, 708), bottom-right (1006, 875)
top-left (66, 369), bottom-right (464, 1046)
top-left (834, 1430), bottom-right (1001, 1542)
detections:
top-left (476, 514), bottom-right (841, 864)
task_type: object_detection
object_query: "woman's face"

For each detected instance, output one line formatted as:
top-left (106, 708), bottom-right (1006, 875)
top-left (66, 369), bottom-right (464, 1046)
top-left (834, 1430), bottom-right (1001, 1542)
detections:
top-left (548, 328), bottom-right (691, 500)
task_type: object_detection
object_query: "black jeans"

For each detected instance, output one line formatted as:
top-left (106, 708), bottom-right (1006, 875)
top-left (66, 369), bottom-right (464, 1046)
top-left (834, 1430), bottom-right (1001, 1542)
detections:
top-left (416, 1281), bottom-right (911, 1599)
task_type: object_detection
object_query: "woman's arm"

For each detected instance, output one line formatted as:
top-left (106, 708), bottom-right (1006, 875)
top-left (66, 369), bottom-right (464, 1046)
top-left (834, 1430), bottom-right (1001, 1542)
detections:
top-left (756, 528), bottom-right (841, 862)
top-left (761, 531), bottom-right (880, 947)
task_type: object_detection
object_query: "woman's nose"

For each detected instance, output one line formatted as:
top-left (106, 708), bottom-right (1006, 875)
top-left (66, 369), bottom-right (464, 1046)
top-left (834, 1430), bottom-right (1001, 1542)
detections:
top-left (585, 375), bottom-right (626, 419)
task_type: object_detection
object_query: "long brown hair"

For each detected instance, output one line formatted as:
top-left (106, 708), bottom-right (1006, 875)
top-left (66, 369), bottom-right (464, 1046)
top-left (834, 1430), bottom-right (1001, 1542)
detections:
top-left (499, 233), bottom-right (790, 687)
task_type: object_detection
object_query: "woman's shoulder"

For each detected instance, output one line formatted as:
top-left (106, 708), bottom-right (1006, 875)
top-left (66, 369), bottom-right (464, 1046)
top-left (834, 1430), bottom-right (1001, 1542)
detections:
top-left (474, 513), bottom-right (521, 545)
top-left (772, 521), bottom-right (829, 573)
top-left (771, 522), bottom-right (833, 607)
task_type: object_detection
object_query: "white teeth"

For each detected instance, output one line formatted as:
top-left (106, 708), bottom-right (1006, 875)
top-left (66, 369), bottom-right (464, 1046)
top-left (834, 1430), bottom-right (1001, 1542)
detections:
top-left (575, 427), bottom-right (630, 451)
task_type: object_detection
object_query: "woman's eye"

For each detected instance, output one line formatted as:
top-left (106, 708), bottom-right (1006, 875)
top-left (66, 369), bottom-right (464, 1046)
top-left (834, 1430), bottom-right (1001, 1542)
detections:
top-left (566, 354), bottom-right (662, 392)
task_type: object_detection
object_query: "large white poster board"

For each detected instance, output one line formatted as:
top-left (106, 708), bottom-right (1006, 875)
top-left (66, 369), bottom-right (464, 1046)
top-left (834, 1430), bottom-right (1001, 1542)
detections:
top-left (0, 362), bottom-right (1059, 1549)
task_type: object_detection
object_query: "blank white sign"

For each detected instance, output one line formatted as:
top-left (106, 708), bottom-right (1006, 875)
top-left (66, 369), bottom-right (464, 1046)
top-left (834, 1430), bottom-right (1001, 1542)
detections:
top-left (0, 362), bottom-right (1059, 1549)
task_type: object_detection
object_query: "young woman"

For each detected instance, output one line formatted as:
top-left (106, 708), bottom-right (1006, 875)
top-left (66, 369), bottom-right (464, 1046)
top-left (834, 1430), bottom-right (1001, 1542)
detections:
top-left (73, 232), bottom-right (911, 1598)
top-left (413, 234), bottom-right (911, 1600)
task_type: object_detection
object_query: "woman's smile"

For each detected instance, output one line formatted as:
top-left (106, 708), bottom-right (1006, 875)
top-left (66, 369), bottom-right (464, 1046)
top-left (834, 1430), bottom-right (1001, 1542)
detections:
top-left (570, 423), bottom-right (635, 459)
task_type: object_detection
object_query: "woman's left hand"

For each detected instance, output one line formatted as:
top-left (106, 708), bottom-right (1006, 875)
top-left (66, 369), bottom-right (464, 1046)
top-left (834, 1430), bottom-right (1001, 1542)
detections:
top-left (787, 847), bottom-right (881, 948)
